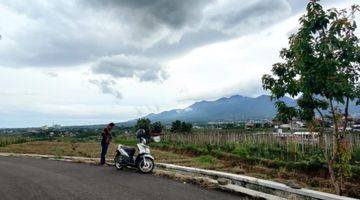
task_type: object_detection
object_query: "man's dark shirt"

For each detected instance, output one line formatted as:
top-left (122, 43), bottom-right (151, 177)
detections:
top-left (102, 127), bottom-right (112, 144)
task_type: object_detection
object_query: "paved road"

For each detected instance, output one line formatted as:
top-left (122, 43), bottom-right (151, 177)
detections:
top-left (0, 156), bottom-right (242, 200)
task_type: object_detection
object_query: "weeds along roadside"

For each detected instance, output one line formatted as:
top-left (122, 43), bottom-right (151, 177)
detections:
top-left (111, 134), bottom-right (360, 181)
top-left (114, 134), bottom-right (360, 197)
top-left (147, 136), bottom-right (360, 181)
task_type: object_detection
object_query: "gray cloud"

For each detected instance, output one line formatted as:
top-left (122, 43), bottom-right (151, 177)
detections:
top-left (89, 79), bottom-right (122, 99)
top-left (203, 0), bottom-right (291, 35)
top-left (85, 0), bottom-right (210, 29)
top-left (91, 54), bottom-right (168, 82)
top-left (0, 0), bottom-right (295, 70)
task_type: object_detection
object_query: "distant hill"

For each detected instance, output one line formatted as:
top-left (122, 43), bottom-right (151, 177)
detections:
top-left (139, 95), bottom-right (296, 123)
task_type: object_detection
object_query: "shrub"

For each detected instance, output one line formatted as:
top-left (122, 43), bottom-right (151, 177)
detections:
top-left (220, 143), bottom-right (236, 153)
top-left (350, 165), bottom-right (360, 181)
top-left (205, 143), bottom-right (213, 154)
top-left (232, 146), bottom-right (249, 158)
top-left (150, 121), bottom-right (164, 134)
top-left (351, 147), bottom-right (360, 164)
top-left (170, 120), bottom-right (193, 133)
top-left (195, 155), bottom-right (215, 164)
top-left (261, 159), bottom-right (285, 168)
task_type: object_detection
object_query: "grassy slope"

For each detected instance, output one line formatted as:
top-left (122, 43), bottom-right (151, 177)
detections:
top-left (0, 141), bottom-right (202, 167)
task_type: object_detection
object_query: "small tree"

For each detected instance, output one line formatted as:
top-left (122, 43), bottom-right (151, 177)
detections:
top-left (170, 120), bottom-right (182, 133)
top-left (170, 120), bottom-right (193, 133)
top-left (181, 121), bottom-right (193, 133)
top-left (134, 118), bottom-right (151, 134)
top-left (262, 1), bottom-right (360, 194)
top-left (150, 121), bottom-right (163, 134)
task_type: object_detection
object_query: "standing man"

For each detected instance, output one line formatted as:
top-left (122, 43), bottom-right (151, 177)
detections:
top-left (100, 122), bottom-right (115, 165)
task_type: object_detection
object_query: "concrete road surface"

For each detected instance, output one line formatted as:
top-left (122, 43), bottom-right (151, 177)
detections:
top-left (0, 156), bottom-right (242, 200)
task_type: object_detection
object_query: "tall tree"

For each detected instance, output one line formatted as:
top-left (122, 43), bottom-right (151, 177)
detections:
top-left (262, 0), bottom-right (360, 194)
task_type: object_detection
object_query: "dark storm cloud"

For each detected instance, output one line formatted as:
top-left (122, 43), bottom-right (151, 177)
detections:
top-left (0, 0), bottom-right (298, 76)
top-left (84, 0), bottom-right (210, 29)
top-left (143, 0), bottom-right (292, 59)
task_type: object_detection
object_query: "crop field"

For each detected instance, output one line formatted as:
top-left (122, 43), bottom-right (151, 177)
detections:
top-left (161, 130), bottom-right (360, 162)
top-left (154, 131), bottom-right (360, 197)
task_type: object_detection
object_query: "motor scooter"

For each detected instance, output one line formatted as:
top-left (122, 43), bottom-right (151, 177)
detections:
top-left (114, 138), bottom-right (154, 173)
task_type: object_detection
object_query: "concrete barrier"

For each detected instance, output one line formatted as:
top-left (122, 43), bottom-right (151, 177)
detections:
top-left (219, 184), bottom-right (287, 200)
top-left (157, 163), bottom-right (357, 200)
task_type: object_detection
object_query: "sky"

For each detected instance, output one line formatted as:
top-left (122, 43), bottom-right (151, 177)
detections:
top-left (0, 0), bottom-right (357, 128)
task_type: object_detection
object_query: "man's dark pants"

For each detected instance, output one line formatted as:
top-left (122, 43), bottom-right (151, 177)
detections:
top-left (100, 140), bottom-right (109, 165)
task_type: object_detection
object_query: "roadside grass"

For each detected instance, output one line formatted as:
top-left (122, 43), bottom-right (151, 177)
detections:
top-left (192, 155), bottom-right (224, 169)
top-left (0, 138), bottom-right (219, 169)
top-left (0, 139), bottom-right (192, 164)
top-left (0, 141), bottom-right (114, 158)
top-left (151, 140), bottom-right (360, 179)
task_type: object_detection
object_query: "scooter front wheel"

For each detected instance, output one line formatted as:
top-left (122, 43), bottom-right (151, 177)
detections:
top-left (138, 157), bottom-right (154, 173)
top-left (114, 155), bottom-right (125, 170)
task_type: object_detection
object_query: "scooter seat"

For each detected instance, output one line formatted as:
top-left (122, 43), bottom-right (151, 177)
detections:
top-left (123, 146), bottom-right (136, 151)
top-left (122, 146), bottom-right (136, 158)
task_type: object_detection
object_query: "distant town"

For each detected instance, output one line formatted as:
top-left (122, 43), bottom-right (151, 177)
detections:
top-left (2, 115), bottom-right (360, 138)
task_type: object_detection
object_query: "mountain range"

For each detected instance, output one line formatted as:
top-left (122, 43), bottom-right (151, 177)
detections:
top-left (128, 95), bottom-right (360, 124)
top-left (140, 95), bottom-right (295, 123)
